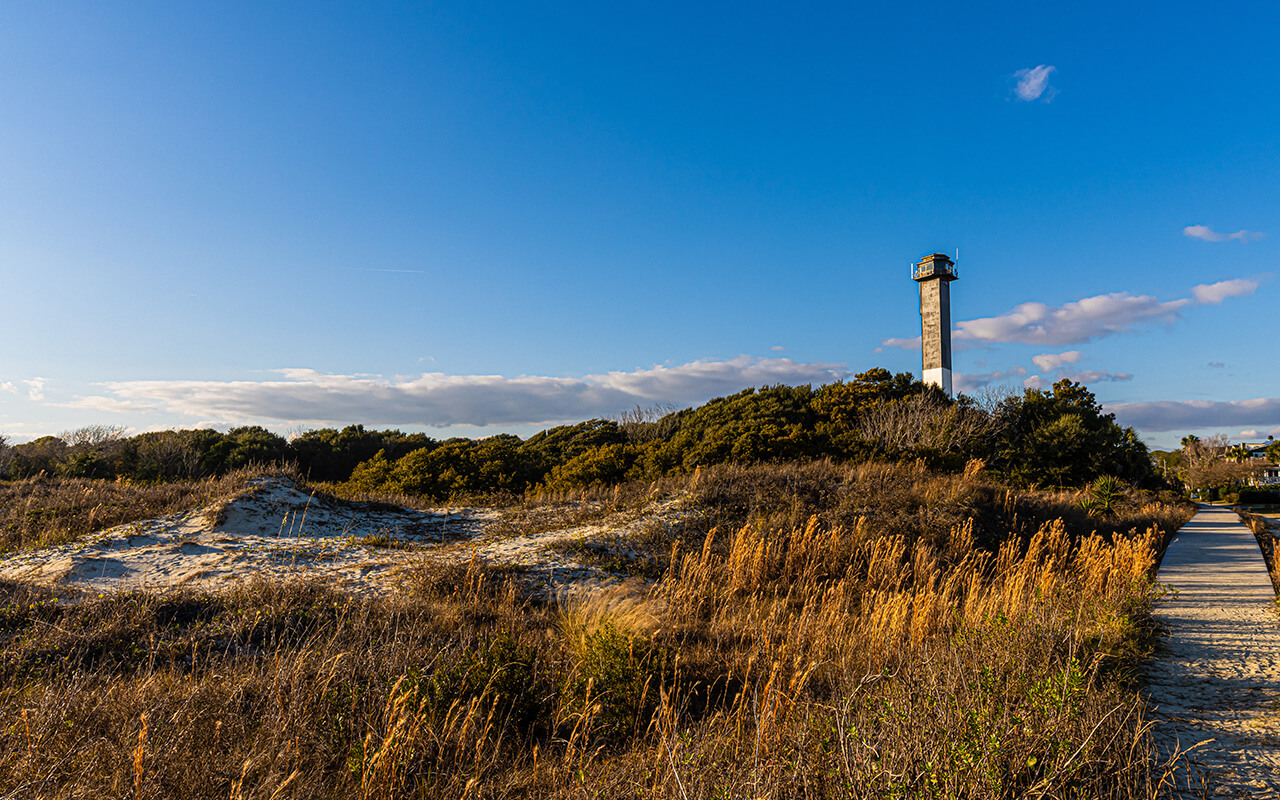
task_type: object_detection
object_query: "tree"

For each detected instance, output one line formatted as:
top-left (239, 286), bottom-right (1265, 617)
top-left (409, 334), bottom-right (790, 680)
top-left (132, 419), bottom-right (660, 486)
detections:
top-left (1225, 443), bottom-right (1252, 463)
top-left (520, 420), bottom-right (627, 481)
top-left (990, 379), bottom-right (1150, 487)
top-left (1265, 440), bottom-right (1280, 466)
top-left (61, 424), bottom-right (128, 451)
top-left (9, 436), bottom-right (70, 478)
top-left (856, 392), bottom-right (995, 467)
top-left (204, 427), bottom-right (288, 472)
top-left (119, 429), bottom-right (221, 481)
top-left (1180, 434), bottom-right (1254, 495)
top-left (59, 425), bottom-right (130, 479)
top-left (287, 425), bottom-right (432, 482)
top-left (1148, 449), bottom-right (1182, 485)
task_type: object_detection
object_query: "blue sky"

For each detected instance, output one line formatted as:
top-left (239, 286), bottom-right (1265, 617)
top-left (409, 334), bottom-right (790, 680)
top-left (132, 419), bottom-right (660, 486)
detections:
top-left (1, 1), bottom-right (1276, 450)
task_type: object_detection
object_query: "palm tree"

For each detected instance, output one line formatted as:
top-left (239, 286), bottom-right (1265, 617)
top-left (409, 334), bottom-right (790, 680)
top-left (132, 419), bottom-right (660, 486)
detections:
top-left (1226, 443), bottom-right (1251, 463)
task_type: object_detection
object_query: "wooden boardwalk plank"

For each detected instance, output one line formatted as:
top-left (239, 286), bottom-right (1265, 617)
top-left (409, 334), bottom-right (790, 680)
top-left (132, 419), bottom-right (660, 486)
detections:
top-left (1147, 503), bottom-right (1280, 796)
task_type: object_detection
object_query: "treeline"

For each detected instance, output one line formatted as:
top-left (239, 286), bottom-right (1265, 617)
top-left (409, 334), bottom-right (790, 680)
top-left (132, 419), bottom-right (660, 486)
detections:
top-left (0, 369), bottom-right (1152, 498)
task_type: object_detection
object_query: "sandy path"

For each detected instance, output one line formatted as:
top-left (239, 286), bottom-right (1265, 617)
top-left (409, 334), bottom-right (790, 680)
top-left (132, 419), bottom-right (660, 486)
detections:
top-left (1146, 503), bottom-right (1280, 796)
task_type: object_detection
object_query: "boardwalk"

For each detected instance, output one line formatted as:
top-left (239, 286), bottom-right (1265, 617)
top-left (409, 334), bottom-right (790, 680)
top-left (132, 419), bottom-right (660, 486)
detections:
top-left (1147, 504), bottom-right (1280, 796)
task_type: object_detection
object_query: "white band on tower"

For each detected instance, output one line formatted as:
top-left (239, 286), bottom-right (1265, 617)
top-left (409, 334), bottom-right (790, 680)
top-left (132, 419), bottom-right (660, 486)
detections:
top-left (922, 367), bottom-right (952, 396)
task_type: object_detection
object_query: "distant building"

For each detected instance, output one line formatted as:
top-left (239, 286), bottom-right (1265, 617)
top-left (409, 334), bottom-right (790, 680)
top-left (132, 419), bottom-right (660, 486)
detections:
top-left (913, 253), bottom-right (957, 395)
top-left (1242, 438), bottom-right (1280, 486)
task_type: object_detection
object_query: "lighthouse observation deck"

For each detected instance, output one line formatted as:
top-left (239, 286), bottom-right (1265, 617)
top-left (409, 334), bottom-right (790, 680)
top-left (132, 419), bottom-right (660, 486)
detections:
top-left (912, 253), bottom-right (958, 281)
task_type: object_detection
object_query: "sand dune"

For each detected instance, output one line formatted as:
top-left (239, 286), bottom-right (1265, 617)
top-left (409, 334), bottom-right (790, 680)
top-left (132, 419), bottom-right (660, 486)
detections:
top-left (0, 476), bottom-right (689, 599)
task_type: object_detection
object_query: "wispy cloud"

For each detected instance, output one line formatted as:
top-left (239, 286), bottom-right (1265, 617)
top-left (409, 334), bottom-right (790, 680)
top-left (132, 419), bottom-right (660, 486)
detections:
top-left (1023, 370), bottom-right (1132, 391)
top-left (1031, 351), bottom-right (1082, 372)
top-left (1109, 396), bottom-right (1280, 432)
top-left (1209, 361), bottom-right (1226, 368)
top-left (99, 357), bottom-right (853, 428)
top-left (953, 366), bottom-right (1027, 393)
top-left (1013, 65), bottom-right (1056, 102)
top-left (0, 381), bottom-right (16, 393)
top-left (1183, 225), bottom-right (1265, 243)
top-left (882, 279), bottom-right (1257, 350)
top-left (879, 336), bottom-right (920, 351)
top-left (22, 378), bottom-right (46, 402)
top-left (1191, 278), bottom-right (1259, 304)
top-left (56, 396), bottom-right (158, 414)
top-left (1062, 369), bottom-right (1133, 383)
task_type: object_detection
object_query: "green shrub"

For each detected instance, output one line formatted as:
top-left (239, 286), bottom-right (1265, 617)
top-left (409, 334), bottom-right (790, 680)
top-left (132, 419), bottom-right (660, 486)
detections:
top-left (1238, 487), bottom-right (1280, 505)
top-left (544, 444), bottom-right (633, 490)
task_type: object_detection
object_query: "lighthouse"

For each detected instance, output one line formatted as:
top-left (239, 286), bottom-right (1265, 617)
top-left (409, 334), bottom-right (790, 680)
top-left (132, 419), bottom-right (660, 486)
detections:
top-left (912, 252), bottom-right (958, 395)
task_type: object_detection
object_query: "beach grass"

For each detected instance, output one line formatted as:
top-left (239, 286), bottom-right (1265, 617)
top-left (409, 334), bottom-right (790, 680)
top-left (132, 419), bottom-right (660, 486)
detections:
top-left (0, 462), bottom-right (1193, 798)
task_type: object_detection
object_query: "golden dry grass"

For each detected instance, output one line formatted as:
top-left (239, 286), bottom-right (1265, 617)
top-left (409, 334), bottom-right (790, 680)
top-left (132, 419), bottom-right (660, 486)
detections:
top-left (0, 462), bottom-right (1194, 798)
top-left (0, 468), bottom-right (282, 553)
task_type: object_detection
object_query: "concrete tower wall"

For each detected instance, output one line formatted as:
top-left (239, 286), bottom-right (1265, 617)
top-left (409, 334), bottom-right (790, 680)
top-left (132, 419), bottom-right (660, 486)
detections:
top-left (914, 253), bottom-right (956, 395)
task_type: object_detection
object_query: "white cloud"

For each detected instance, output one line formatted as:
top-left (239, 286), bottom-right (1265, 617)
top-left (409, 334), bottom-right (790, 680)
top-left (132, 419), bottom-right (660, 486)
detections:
top-left (953, 366), bottom-right (1027, 393)
top-left (0, 381), bottom-right (16, 393)
top-left (1013, 65), bottom-right (1056, 101)
top-left (101, 357), bottom-right (853, 428)
top-left (1183, 225), bottom-right (1265, 243)
top-left (22, 378), bottom-right (46, 401)
top-left (882, 277), bottom-right (1256, 351)
top-left (1191, 278), bottom-right (1259, 305)
top-left (1240, 429), bottom-right (1261, 439)
top-left (1108, 396), bottom-right (1280, 432)
top-left (1031, 351), bottom-right (1082, 372)
top-left (1023, 375), bottom-right (1050, 390)
top-left (953, 292), bottom-right (1190, 346)
top-left (770, 346), bottom-right (786, 351)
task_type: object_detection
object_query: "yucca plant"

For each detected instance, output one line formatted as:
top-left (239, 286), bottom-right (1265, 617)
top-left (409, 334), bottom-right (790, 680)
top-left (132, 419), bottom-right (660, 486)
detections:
top-left (1080, 475), bottom-right (1124, 517)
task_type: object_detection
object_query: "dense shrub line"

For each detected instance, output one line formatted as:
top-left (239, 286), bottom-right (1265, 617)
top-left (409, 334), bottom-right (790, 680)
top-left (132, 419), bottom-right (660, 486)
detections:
top-left (0, 370), bottom-right (1153, 500)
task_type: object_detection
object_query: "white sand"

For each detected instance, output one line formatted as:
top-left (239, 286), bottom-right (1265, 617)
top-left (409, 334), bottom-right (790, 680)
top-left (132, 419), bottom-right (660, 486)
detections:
top-left (433, 495), bottom-right (692, 599)
top-left (0, 476), bottom-right (692, 599)
top-left (0, 477), bottom-right (488, 594)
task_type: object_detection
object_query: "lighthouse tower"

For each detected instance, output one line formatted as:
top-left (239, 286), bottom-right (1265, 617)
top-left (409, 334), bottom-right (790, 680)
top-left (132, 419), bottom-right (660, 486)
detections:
top-left (912, 252), bottom-right (958, 395)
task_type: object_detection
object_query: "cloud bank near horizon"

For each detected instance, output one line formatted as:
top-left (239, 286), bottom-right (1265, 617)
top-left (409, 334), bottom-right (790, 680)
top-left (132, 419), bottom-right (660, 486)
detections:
top-left (84, 357), bottom-right (853, 428)
top-left (1108, 397), bottom-right (1280, 433)
top-left (882, 279), bottom-right (1258, 350)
